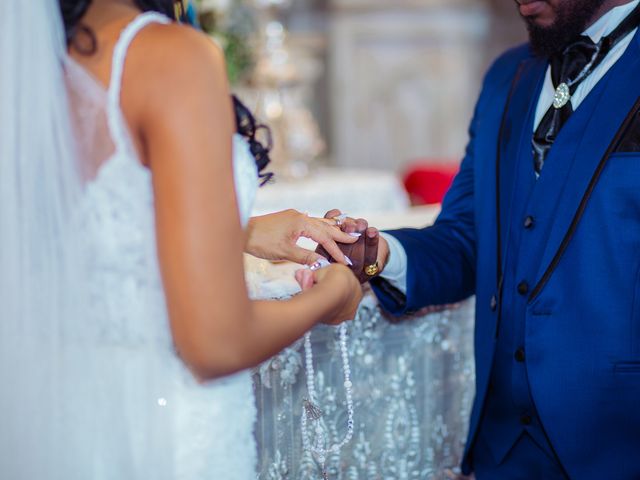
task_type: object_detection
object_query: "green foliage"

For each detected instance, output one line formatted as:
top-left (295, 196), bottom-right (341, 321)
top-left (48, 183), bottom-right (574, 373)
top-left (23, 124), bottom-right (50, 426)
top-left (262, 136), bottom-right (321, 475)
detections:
top-left (197, 4), bottom-right (255, 85)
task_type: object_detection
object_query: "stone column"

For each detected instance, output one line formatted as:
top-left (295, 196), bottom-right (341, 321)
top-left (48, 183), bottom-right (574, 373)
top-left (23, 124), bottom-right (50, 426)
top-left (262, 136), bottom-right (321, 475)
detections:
top-left (328, 0), bottom-right (491, 171)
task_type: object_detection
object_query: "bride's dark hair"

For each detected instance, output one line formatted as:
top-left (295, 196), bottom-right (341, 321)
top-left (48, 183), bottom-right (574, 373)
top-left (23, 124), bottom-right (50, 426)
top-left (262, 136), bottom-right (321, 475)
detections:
top-left (59, 0), bottom-right (273, 183)
top-left (60, 1), bottom-right (178, 51)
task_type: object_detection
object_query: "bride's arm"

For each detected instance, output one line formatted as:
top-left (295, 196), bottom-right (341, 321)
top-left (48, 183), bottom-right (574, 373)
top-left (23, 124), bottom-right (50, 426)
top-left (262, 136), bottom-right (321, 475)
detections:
top-left (127, 23), bottom-right (362, 380)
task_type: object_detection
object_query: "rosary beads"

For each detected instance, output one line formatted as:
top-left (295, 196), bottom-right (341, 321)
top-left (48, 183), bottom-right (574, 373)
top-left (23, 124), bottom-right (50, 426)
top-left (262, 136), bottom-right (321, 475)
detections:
top-left (301, 322), bottom-right (354, 479)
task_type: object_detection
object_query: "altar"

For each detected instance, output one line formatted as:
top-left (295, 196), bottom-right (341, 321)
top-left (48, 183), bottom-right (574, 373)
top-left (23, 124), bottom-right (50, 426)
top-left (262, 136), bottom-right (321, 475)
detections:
top-left (248, 171), bottom-right (476, 479)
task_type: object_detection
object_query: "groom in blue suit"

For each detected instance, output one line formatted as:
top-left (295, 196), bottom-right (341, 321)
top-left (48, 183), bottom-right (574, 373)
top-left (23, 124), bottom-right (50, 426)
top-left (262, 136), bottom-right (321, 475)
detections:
top-left (365, 0), bottom-right (640, 478)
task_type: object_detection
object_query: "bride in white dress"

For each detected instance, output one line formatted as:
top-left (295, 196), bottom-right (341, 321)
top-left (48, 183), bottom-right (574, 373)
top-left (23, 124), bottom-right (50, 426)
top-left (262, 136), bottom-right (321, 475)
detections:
top-left (0, 1), bottom-right (364, 478)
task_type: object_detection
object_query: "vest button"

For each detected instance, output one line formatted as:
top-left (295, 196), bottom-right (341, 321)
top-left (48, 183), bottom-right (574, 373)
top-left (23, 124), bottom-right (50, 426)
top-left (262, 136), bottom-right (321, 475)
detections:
top-left (520, 414), bottom-right (532, 426)
top-left (517, 281), bottom-right (529, 295)
top-left (490, 295), bottom-right (498, 311)
top-left (514, 347), bottom-right (525, 362)
top-left (524, 216), bottom-right (534, 229)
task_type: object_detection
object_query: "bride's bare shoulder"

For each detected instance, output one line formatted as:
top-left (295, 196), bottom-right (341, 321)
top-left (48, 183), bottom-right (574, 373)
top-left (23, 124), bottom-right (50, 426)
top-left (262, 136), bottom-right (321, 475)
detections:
top-left (120, 21), bottom-right (231, 133)
top-left (128, 22), bottom-right (227, 87)
top-left (123, 23), bottom-right (229, 124)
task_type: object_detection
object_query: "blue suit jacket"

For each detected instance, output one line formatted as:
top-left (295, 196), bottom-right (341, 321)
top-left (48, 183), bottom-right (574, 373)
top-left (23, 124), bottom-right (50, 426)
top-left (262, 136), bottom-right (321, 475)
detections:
top-left (372, 31), bottom-right (640, 479)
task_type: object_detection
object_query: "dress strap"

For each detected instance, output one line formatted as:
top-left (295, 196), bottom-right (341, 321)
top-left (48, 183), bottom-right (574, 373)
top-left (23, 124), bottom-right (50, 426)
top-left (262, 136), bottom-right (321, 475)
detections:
top-left (107, 12), bottom-right (170, 146)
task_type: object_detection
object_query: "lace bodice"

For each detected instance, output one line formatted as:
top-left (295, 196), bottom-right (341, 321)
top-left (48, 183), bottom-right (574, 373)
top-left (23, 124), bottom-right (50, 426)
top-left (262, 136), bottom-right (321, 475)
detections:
top-left (71, 13), bottom-right (259, 479)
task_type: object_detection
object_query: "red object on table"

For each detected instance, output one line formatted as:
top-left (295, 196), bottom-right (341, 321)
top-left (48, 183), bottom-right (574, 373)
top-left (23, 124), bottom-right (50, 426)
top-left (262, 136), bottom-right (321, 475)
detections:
top-left (402, 161), bottom-right (459, 205)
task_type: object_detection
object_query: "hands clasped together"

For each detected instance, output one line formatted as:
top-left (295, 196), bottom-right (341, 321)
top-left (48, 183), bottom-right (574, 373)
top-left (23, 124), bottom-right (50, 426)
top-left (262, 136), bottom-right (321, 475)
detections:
top-left (246, 208), bottom-right (390, 325)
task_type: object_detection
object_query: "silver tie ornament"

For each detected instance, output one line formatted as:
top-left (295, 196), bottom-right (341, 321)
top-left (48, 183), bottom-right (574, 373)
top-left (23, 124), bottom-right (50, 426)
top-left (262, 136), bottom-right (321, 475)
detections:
top-left (552, 82), bottom-right (571, 109)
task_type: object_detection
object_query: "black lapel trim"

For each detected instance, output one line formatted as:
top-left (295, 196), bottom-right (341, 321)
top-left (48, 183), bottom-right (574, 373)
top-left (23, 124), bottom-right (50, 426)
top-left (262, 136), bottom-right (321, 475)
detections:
top-left (494, 62), bottom-right (525, 339)
top-left (528, 94), bottom-right (640, 302)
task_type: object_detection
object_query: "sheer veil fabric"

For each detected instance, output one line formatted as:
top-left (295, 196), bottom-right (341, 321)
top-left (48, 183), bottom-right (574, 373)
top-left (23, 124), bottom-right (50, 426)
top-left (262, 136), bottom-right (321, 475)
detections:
top-left (0, 0), bottom-right (90, 475)
top-left (0, 1), bottom-right (166, 477)
top-left (0, 2), bottom-right (259, 478)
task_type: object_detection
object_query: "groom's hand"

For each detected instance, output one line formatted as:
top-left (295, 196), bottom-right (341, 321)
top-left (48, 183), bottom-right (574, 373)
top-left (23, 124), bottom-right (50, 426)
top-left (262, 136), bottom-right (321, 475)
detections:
top-left (316, 209), bottom-right (389, 283)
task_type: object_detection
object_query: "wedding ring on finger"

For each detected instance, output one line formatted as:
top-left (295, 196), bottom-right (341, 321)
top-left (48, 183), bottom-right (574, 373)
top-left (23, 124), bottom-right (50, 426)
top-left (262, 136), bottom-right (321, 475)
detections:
top-left (364, 262), bottom-right (379, 276)
top-left (332, 213), bottom-right (348, 227)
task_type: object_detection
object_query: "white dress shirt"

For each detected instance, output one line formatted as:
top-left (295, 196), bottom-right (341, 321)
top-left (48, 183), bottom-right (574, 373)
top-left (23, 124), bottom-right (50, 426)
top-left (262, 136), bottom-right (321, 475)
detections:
top-left (380, 0), bottom-right (639, 294)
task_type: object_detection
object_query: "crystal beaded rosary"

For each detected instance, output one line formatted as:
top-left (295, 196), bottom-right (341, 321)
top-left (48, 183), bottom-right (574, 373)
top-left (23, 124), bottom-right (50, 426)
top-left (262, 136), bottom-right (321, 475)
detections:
top-left (301, 322), bottom-right (354, 480)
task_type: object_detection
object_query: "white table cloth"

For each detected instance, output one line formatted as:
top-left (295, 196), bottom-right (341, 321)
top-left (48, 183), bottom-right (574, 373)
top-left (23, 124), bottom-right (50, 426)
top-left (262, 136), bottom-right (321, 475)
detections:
top-left (247, 196), bottom-right (476, 479)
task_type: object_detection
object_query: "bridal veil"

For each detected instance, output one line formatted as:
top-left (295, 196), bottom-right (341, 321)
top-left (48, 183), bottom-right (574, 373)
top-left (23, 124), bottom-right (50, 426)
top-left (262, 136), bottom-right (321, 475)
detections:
top-left (0, 1), bottom-right (179, 477)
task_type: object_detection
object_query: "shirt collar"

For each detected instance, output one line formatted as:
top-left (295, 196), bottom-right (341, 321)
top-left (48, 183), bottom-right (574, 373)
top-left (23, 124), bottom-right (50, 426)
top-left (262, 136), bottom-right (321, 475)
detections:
top-left (584, 0), bottom-right (640, 43)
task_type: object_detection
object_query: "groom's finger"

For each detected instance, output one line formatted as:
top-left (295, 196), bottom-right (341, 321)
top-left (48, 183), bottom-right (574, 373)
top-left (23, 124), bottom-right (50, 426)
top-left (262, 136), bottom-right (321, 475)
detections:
top-left (324, 210), bottom-right (358, 233)
top-left (340, 218), bottom-right (357, 234)
top-left (362, 227), bottom-right (379, 281)
top-left (323, 209), bottom-right (348, 229)
top-left (345, 236), bottom-right (365, 281)
top-left (324, 209), bottom-right (342, 219)
top-left (355, 218), bottom-right (368, 233)
top-left (331, 215), bottom-right (362, 234)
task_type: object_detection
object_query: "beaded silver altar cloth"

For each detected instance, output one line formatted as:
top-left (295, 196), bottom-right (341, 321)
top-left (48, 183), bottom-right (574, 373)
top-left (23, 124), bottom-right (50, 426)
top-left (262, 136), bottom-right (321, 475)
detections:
top-left (253, 293), bottom-right (476, 479)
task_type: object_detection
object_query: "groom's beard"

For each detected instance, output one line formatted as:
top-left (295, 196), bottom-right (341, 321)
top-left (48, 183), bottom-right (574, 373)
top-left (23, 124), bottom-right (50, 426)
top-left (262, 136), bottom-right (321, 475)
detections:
top-left (524, 0), bottom-right (607, 57)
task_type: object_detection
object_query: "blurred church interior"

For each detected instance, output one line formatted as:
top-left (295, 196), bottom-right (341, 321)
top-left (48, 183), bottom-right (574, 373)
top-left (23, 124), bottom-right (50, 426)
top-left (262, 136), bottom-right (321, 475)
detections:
top-left (197, 0), bottom-right (525, 210)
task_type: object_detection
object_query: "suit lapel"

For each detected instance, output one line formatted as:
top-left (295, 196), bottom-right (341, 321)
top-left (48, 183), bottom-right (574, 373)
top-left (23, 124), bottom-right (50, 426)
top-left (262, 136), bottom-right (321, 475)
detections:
top-left (531, 31), bottom-right (640, 298)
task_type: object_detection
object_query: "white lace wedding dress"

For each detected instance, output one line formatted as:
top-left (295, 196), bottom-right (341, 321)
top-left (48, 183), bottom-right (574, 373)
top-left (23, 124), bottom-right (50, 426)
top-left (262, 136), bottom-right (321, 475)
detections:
top-left (64, 13), bottom-right (259, 479)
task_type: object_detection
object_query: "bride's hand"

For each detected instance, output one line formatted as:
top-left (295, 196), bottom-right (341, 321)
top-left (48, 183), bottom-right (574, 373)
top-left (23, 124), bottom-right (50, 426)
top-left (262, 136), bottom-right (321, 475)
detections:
top-left (246, 209), bottom-right (358, 266)
top-left (316, 209), bottom-right (384, 283)
top-left (295, 264), bottom-right (362, 325)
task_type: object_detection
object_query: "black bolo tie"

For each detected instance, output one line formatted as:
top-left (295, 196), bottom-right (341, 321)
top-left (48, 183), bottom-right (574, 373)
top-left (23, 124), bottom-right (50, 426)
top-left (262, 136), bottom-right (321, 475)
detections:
top-left (532, 3), bottom-right (640, 174)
